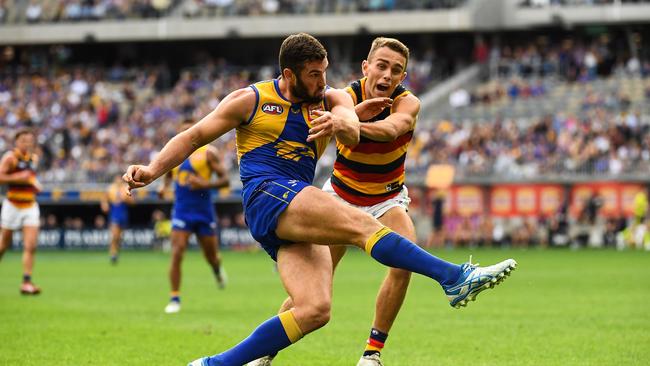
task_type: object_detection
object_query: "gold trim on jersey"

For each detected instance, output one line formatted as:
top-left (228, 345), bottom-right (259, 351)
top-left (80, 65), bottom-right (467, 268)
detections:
top-left (337, 144), bottom-right (409, 165)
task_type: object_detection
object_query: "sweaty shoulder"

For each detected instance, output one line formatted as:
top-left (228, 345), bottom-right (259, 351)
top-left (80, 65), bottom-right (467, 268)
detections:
top-left (220, 87), bottom-right (259, 124)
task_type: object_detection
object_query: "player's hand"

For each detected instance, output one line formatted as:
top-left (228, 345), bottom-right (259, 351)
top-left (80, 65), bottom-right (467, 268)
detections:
top-left (355, 97), bottom-right (392, 121)
top-left (187, 174), bottom-right (209, 190)
top-left (307, 109), bottom-right (339, 142)
top-left (122, 165), bottom-right (154, 196)
top-left (11, 170), bottom-right (33, 184)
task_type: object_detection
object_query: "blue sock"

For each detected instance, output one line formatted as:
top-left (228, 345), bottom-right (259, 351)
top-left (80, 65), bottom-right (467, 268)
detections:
top-left (207, 311), bottom-right (303, 366)
top-left (366, 228), bottom-right (461, 287)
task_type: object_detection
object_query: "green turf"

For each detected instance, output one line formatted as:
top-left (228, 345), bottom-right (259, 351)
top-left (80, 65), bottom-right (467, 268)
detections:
top-left (1, 248), bottom-right (649, 365)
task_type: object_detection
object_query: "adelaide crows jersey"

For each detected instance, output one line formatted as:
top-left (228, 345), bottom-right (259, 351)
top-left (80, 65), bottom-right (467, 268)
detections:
top-left (331, 77), bottom-right (414, 206)
top-left (6, 149), bottom-right (38, 208)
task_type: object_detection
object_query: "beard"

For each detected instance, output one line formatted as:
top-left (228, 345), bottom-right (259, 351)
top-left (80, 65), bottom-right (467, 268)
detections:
top-left (291, 76), bottom-right (324, 104)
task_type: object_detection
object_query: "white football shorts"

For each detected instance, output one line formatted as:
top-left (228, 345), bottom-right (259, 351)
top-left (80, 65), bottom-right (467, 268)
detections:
top-left (1, 199), bottom-right (40, 230)
top-left (322, 178), bottom-right (410, 219)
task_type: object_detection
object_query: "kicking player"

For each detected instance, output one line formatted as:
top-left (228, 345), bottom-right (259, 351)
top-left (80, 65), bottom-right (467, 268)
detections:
top-left (123, 33), bottom-right (517, 366)
top-left (101, 174), bottom-right (134, 265)
top-left (250, 37), bottom-right (423, 366)
top-left (158, 119), bottom-right (230, 314)
top-left (0, 129), bottom-right (43, 295)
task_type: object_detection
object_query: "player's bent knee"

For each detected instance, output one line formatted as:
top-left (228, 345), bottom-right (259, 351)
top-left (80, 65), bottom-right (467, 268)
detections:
top-left (297, 300), bottom-right (331, 330)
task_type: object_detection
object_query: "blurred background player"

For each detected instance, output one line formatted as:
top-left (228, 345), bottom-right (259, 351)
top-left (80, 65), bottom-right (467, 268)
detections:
top-left (101, 174), bottom-right (134, 265)
top-left (0, 129), bottom-right (43, 295)
top-left (158, 119), bottom-right (230, 314)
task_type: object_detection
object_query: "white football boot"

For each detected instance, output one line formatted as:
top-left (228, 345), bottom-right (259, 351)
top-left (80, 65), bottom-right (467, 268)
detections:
top-left (443, 256), bottom-right (517, 308)
top-left (164, 300), bottom-right (181, 314)
top-left (357, 353), bottom-right (384, 366)
top-left (246, 355), bottom-right (274, 366)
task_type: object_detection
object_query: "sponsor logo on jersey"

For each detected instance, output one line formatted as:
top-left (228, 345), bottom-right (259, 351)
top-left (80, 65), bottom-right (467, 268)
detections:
top-left (262, 103), bottom-right (284, 115)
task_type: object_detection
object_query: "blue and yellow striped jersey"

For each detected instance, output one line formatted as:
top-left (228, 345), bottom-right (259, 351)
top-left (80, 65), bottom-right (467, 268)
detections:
top-left (107, 182), bottom-right (128, 218)
top-left (237, 79), bottom-right (330, 186)
top-left (172, 145), bottom-right (213, 210)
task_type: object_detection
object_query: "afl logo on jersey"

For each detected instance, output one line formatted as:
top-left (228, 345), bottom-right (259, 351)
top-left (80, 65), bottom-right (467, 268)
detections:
top-left (262, 103), bottom-right (284, 115)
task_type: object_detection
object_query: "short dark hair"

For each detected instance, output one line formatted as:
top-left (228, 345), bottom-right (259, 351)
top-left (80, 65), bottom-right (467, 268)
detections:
top-left (368, 37), bottom-right (410, 69)
top-left (14, 128), bottom-right (34, 141)
top-left (279, 33), bottom-right (327, 75)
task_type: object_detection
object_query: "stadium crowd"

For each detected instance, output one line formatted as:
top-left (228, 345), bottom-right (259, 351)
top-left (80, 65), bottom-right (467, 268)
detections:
top-left (410, 107), bottom-right (650, 180)
top-left (417, 34), bottom-right (650, 179)
top-left (0, 46), bottom-right (439, 184)
top-left (0, 0), bottom-right (465, 24)
top-left (520, 0), bottom-right (650, 7)
top-left (0, 0), bottom-right (180, 24)
top-left (2, 34), bottom-right (649, 251)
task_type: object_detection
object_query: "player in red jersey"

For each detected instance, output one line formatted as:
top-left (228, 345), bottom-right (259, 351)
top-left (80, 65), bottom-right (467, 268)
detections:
top-left (0, 129), bottom-right (43, 295)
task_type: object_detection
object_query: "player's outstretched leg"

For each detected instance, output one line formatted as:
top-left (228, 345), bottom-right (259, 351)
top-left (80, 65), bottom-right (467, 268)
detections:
top-left (364, 227), bottom-right (517, 308)
top-left (277, 187), bottom-right (518, 309)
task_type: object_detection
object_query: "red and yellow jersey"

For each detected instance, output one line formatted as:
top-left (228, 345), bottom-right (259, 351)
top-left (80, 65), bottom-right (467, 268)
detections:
top-left (331, 77), bottom-right (413, 206)
top-left (6, 149), bottom-right (38, 208)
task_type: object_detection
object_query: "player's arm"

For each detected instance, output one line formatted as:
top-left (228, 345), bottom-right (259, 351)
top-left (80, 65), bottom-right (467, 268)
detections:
top-left (359, 93), bottom-right (420, 142)
top-left (123, 88), bottom-right (255, 193)
top-left (308, 88), bottom-right (360, 146)
top-left (0, 152), bottom-right (29, 184)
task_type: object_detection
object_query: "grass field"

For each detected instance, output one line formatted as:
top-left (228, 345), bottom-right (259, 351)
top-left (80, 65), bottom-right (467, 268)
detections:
top-left (1, 248), bottom-right (649, 365)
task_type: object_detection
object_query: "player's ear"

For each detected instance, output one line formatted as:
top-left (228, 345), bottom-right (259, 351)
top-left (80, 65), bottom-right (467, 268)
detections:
top-left (282, 68), bottom-right (295, 82)
top-left (362, 60), bottom-right (369, 77)
top-left (400, 71), bottom-right (407, 83)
